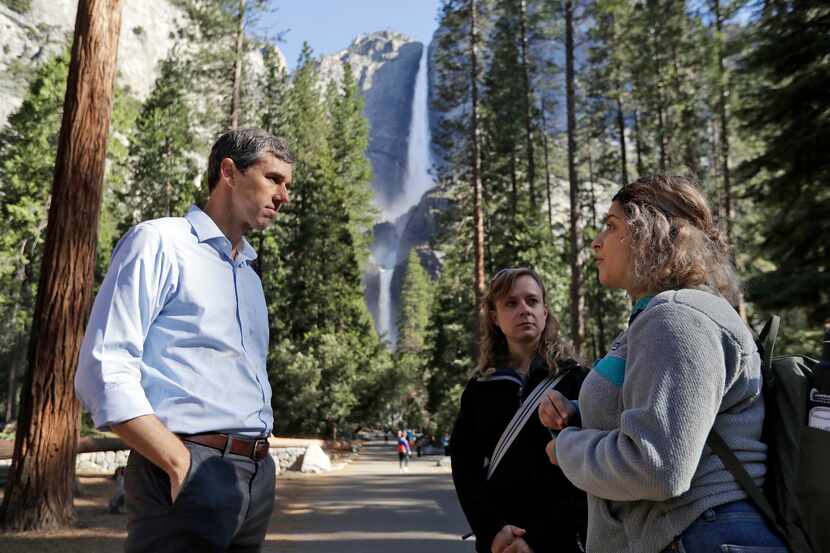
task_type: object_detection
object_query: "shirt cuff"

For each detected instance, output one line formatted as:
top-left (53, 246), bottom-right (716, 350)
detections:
top-left (91, 382), bottom-right (155, 430)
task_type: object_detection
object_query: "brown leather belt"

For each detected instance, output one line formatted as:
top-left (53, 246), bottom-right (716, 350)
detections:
top-left (179, 433), bottom-right (271, 461)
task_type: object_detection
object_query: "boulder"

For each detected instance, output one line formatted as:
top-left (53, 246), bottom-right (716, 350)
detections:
top-left (300, 443), bottom-right (331, 474)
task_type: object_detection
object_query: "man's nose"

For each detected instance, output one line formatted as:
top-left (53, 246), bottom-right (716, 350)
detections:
top-left (275, 184), bottom-right (289, 204)
top-left (591, 235), bottom-right (601, 251)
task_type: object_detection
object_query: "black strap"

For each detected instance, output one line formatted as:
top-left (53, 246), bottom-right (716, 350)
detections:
top-left (706, 429), bottom-right (787, 539)
top-left (759, 316), bottom-right (780, 371)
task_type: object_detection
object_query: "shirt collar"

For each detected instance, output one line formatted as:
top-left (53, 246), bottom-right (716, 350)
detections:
top-left (628, 294), bottom-right (656, 325)
top-left (184, 205), bottom-right (258, 263)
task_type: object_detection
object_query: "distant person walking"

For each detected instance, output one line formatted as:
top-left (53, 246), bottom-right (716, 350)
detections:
top-left (397, 431), bottom-right (411, 472)
top-left (76, 128), bottom-right (293, 553)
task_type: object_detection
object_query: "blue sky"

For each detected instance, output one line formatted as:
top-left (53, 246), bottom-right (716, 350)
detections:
top-left (260, 1), bottom-right (441, 70)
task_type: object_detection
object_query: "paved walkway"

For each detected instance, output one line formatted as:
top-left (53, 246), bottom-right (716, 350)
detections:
top-left (0, 440), bottom-right (472, 553)
top-left (262, 440), bottom-right (472, 553)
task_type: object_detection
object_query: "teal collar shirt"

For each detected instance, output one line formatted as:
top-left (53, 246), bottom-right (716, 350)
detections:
top-left (75, 206), bottom-right (273, 437)
top-left (592, 295), bottom-right (656, 387)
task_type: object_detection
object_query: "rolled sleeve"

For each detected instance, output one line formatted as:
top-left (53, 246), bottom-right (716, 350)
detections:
top-left (75, 224), bottom-right (176, 429)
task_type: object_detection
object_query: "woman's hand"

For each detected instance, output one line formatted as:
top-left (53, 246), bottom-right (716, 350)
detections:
top-left (538, 390), bottom-right (575, 430)
top-left (545, 439), bottom-right (558, 465)
top-left (504, 537), bottom-right (535, 553)
top-left (492, 524), bottom-right (526, 553)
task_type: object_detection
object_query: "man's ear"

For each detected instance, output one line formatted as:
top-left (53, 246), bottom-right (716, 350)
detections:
top-left (219, 158), bottom-right (237, 188)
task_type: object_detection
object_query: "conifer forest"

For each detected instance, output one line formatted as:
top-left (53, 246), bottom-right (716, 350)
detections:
top-left (0, 0), bottom-right (827, 458)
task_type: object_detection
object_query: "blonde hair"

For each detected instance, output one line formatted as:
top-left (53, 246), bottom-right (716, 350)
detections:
top-left (612, 175), bottom-right (741, 306)
top-left (477, 268), bottom-right (570, 376)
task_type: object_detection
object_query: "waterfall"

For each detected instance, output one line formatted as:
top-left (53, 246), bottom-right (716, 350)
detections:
top-left (383, 44), bottom-right (433, 222)
top-left (370, 45), bottom-right (434, 346)
top-left (377, 268), bottom-right (393, 341)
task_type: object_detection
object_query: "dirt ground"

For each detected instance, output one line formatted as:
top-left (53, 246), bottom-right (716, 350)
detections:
top-left (0, 475), bottom-right (130, 553)
top-left (0, 443), bottom-right (468, 553)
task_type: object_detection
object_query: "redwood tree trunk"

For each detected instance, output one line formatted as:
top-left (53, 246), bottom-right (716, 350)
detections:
top-left (564, 0), bottom-right (583, 354)
top-left (1, 0), bottom-right (123, 531)
top-left (470, 0), bottom-right (486, 321)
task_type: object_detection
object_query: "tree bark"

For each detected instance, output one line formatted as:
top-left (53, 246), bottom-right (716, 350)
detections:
top-left (519, 0), bottom-right (536, 204)
top-left (587, 154), bottom-right (606, 357)
top-left (615, 92), bottom-right (628, 185)
top-left (564, 0), bottom-right (583, 354)
top-left (633, 109), bottom-right (644, 175)
top-left (470, 0), bottom-right (486, 323)
top-left (230, 0), bottom-right (246, 129)
top-left (1, 0), bottom-right (123, 531)
top-left (714, 0), bottom-right (733, 243)
top-left (541, 98), bottom-right (553, 235)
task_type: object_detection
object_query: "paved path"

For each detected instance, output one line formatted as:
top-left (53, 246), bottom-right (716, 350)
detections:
top-left (262, 441), bottom-right (472, 553)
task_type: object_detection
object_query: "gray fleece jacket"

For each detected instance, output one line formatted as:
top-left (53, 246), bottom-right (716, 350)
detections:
top-left (556, 289), bottom-right (766, 553)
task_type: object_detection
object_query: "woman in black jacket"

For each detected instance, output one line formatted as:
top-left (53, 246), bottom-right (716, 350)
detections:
top-left (451, 267), bottom-right (587, 553)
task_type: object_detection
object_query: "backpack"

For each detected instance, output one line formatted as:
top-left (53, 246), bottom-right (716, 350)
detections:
top-left (707, 316), bottom-right (830, 553)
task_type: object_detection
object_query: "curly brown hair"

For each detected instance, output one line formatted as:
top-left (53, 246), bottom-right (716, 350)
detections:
top-left (612, 175), bottom-right (741, 306)
top-left (476, 268), bottom-right (571, 376)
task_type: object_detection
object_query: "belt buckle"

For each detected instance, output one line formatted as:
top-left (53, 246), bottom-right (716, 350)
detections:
top-left (253, 438), bottom-right (270, 461)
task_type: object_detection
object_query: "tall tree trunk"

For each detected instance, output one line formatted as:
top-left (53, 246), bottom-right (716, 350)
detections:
top-left (519, 0), bottom-right (536, 204)
top-left (230, 0), bottom-right (246, 129)
top-left (615, 91), bottom-right (628, 185)
top-left (510, 146), bottom-right (518, 217)
top-left (587, 153), bottom-right (606, 356)
top-left (470, 0), bottom-right (486, 323)
top-left (564, 0), bottom-right (583, 354)
top-left (633, 109), bottom-right (644, 175)
top-left (541, 98), bottom-right (553, 235)
top-left (714, 0), bottom-right (733, 243)
top-left (2, 0), bottom-right (123, 532)
top-left (656, 99), bottom-right (667, 172)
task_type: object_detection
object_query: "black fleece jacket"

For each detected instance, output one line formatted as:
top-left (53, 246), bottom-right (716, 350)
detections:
top-left (450, 358), bottom-right (588, 553)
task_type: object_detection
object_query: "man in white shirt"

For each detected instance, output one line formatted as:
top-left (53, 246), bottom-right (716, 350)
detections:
top-left (76, 128), bottom-right (292, 552)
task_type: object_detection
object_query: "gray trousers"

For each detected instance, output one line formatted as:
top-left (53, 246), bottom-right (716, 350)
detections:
top-left (124, 440), bottom-right (276, 553)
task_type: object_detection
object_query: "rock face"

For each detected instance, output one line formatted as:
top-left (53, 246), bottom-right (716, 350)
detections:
top-left (0, 0), bottom-right (286, 130)
top-left (318, 31), bottom-right (423, 208)
top-left (0, 0), bottom-right (188, 128)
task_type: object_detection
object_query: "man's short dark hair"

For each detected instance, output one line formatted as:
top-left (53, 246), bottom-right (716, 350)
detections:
top-left (207, 128), bottom-right (294, 192)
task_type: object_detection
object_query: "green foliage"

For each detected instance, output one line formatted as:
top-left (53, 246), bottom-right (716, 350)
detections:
top-left (0, 49), bottom-right (138, 419)
top-left (397, 249), bottom-right (434, 353)
top-left (117, 52), bottom-right (202, 234)
top-left (327, 61), bottom-right (376, 268)
top-left (1, 0), bottom-right (31, 14)
top-left (258, 43), bottom-right (389, 436)
top-left (173, 0), bottom-right (270, 132)
top-left (739, 1), bottom-right (830, 324)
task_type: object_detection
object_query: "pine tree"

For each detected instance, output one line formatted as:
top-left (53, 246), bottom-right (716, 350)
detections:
top-left (265, 44), bottom-right (389, 437)
top-left (398, 249), bottom-right (433, 353)
top-left (118, 52), bottom-right (201, 231)
top-left (0, 49), bottom-right (136, 423)
top-left (740, 0), bottom-right (830, 323)
top-left (327, 60), bottom-right (376, 268)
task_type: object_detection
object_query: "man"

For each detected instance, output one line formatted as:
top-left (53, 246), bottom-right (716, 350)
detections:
top-left (76, 128), bottom-right (293, 552)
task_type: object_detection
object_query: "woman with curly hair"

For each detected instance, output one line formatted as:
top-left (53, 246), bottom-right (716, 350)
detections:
top-left (539, 175), bottom-right (787, 553)
top-left (451, 268), bottom-right (588, 553)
